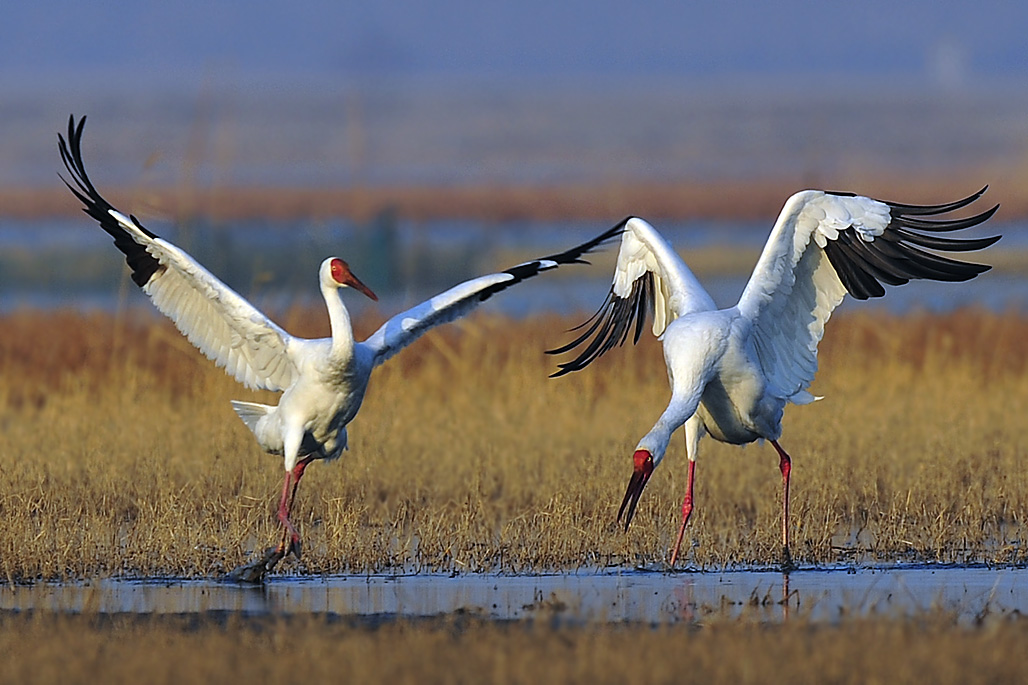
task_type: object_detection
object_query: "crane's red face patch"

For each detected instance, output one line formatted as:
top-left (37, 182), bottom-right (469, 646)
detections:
top-left (633, 449), bottom-right (653, 474)
top-left (330, 258), bottom-right (348, 285)
top-left (618, 449), bottom-right (654, 530)
top-left (330, 258), bottom-right (378, 301)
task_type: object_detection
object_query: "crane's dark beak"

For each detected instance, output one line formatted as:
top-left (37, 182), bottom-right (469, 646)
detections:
top-left (617, 449), bottom-right (654, 530)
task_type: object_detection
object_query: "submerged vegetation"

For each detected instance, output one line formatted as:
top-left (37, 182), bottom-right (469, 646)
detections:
top-left (1, 308), bottom-right (1027, 580)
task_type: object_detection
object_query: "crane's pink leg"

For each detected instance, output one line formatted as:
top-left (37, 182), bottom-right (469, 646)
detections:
top-left (276, 456), bottom-right (314, 559)
top-left (771, 440), bottom-right (792, 564)
top-left (669, 459), bottom-right (696, 568)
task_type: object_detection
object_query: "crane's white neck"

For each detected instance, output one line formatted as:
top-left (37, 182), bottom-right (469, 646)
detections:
top-left (636, 418), bottom-right (675, 467)
top-left (323, 282), bottom-right (356, 361)
top-left (636, 393), bottom-right (701, 468)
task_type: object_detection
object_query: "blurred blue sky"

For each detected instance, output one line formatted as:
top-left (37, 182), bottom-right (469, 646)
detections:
top-left (2, 2), bottom-right (1027, 192)
top-left (4, 0), bottom-right (1027, 88)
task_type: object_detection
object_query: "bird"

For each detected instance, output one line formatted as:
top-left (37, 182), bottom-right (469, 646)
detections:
top-left (548, 189), bottom-right (999, 568)
top-left (59, 114), bottom-right (621, 582)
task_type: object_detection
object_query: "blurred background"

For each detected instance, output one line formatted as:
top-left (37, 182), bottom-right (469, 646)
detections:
top-left (1, 0), bottom-right (1026, 314)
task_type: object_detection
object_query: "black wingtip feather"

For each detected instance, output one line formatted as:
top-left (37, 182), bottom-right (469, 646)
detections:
top-left (473, 221), bottom-right (623, 304)
top-left (887, 228), bottom-right (1001, 253)
top-left (823, 188), bottom-right (1000, 301)
top-left (882, 186), bottom-right (989, 216)
top-left (548, 271), bottom-right (654, 377)
top-left (59, 115), bottom-right (163, 287)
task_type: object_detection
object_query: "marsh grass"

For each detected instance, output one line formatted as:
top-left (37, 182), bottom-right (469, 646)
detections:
top-left (3, 610), bottom-right (1028, 684)
top-left (2, 308), bottom-right (1027, 579)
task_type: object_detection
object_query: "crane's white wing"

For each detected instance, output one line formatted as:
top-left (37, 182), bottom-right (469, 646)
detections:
top-left (60, 115), bottom-right (298, 392)
top-left (359, 224), bottom-right (623, 367)
top-left (737, 188), bottom-right (999, 402)
top-left (548, 216), bottom-right (716, 376)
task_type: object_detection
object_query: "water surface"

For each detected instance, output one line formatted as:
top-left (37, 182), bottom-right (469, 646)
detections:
top-left (4, 566), bottom-right (1025, 625)
top-left (3, 218), bottom-right (1023, 315)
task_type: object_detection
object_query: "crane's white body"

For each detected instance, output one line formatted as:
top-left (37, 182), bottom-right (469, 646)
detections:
top-left (551, 189), bottom-right (998, 559)
top-left (62, 129), bottom-right (616, 478)
top-left (121, 219), bottom-right (371, 471)
top-left (59, 114), bottom-right (620, 578)
top-left (100, 211), bottom-right (370, 472)
top-left (561, 189), bottom-right (996, 469)
top-left (631, 192), bottom-right (852, 467)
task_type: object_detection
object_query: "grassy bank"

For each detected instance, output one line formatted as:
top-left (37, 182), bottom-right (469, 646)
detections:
top-left (1, 308), bottom-right (1026, 579)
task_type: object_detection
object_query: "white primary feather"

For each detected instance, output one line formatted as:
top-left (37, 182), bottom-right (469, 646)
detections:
top-left (109, 209), bottom-right (299, 392)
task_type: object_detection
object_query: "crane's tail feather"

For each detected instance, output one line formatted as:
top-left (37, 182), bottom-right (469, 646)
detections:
top-left (230, 400), bottom-right (272, 436)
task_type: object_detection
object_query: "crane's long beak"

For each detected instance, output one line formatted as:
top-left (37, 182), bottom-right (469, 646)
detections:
top-left (346, 270), bottom-right (379, 302)
top-left (617, 449), bottom-right (654, 530)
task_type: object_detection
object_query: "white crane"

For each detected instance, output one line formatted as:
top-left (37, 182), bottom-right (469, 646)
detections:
top-left (60, 115), bottom-right (621, 582)
top-left (549, 189), bottom-right (999, 567)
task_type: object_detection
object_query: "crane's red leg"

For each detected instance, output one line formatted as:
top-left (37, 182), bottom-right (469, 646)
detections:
top-left (669, 458), bottom-right (696, 567)
top-left (276, 456), bottom-right (314, 559)
top-left (771, 440), bottom-right (792, 564)
top-left (225, 456), bottom-right (314, 583)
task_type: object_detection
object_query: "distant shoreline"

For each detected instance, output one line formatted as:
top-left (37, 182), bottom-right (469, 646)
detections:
top-left (3, 175), bottom-right (1023, 223)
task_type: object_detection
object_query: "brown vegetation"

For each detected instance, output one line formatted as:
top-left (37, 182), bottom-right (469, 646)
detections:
top-left (4, 173), bottom-right (1027, 223)
top-left (1, 308), bottom-right (1027, 580)
top-left (3, 611), bottom-right (1028, 684)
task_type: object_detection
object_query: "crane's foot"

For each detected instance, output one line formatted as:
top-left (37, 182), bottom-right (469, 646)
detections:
top-left (286, 534), bottom-right (302, 560)
top-left (780, 545), bottom-right (796, 572)
top-left (224, 545), bottom-right (286, 584)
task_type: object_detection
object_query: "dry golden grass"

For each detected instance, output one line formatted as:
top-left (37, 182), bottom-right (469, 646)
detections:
top-left (2, 307), bottom-right (1027, 579)
top-left (3, 611), bottom-right (1028, 684)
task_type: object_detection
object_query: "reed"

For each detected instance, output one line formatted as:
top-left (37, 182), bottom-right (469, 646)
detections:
top-left (1, 308), bottom-right (1026, 579)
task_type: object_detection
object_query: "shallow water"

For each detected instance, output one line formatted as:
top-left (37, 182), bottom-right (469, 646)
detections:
top-left (3, 218), bottom-right (1023, 316)
top-left (4, 566), bottom-right (1026, 624)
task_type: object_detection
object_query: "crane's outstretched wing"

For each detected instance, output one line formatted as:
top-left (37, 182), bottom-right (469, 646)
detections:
top-left (737, 188), bottom-right (999, 403)
top-left (59, 115), bottom-right (298, 392)
top-left (359, 225), bottom-right (623, 367)
top-left (547, 216), bottom-right (717, 377)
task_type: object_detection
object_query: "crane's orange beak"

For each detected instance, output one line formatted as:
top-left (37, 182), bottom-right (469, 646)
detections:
top-left (617, 449), bottom-right (654, 530)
